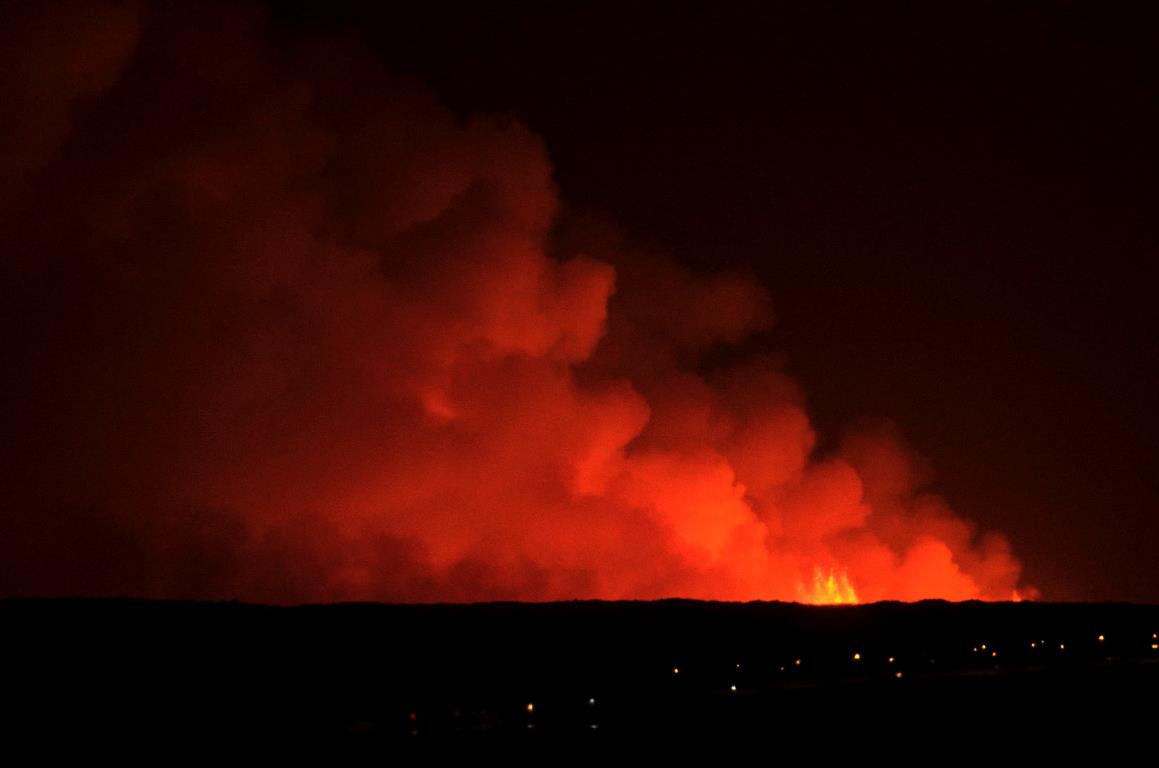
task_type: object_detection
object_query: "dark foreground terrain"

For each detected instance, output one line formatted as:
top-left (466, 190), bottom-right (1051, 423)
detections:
top-left (3, 598), bottom-right (1158, 751)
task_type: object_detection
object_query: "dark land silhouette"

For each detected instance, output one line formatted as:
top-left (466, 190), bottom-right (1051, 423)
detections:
top-left (4, 598), bottom-right (1158, 749)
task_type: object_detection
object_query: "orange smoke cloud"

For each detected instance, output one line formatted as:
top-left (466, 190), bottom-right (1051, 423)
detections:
top-left (0, 2), bottom-right (1031, 603)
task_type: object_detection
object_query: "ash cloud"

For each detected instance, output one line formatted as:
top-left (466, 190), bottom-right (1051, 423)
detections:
top-left (0, 2), bottom-right (1029, 603)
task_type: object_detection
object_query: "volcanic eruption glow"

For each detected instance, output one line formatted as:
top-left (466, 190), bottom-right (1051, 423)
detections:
top-left (0, 2), bottom-right (1034, 604)
top-left (806, 568), bottom-right (859, 605)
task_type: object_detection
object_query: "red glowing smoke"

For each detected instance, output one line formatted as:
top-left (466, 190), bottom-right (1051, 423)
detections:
top-left (0, 3), bottom-right (1031, 603)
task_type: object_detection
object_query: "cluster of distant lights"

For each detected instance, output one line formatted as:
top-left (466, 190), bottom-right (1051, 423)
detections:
top-left (405, 630), bottom-right (1159, 735)
top-left (669, 629), bottom-right (1159, 690)
top-left (968, 632), bottom-right (1159, 655)
top-left (522, 698), bottom-right (601, 731)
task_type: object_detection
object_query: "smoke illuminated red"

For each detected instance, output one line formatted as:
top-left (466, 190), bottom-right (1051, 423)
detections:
top-left (0, 3), bottom-right (1033, 604)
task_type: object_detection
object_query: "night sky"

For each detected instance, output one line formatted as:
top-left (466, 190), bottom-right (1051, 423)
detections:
top-left (3, 1), bottom-right (1157, 602)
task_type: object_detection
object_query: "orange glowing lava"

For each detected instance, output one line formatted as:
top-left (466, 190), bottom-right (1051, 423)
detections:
top-left (806, 567), bottom-right (859, 605)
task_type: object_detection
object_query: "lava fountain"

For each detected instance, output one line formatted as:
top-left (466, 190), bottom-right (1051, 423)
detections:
top-left (804, 568), bottom-right (860, 605)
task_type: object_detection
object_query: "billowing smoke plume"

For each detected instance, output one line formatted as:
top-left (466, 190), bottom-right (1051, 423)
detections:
top-left (0, 3), bottom-right (1029, 603)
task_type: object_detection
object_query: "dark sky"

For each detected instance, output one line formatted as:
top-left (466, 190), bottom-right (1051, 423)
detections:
top-left (279, 1), bottom-right (1159, 601)
top-left (3, 1), bottom-right (1156, 603)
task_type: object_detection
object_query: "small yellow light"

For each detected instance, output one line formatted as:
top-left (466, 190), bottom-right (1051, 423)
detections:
top-left (1098, 634), bottom-right (1105, 642)
top-left (1059, 644), bottom-right (1065, 651)
top-left (1030, 642), bottom-right (1037, 648)
top-left (794, 659), bottom-right (801, 666)
top-left (981, 644), bottom-right (987, 650)
top-left (1151, 644), bottom-right (1158, 650)
top-left (527, 703), bottom-right (534, 713)
top-left (673, 667), bottom-right (680, 675)
top-left (589, 698), bottom-right (596, 705)
top-left (852, 652), bottom-right (861, 661)
top-left (887, 657), bottom-right (895, 664)
top-left (730, 685), bottom-right (737, 692)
